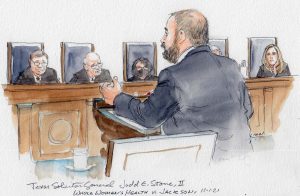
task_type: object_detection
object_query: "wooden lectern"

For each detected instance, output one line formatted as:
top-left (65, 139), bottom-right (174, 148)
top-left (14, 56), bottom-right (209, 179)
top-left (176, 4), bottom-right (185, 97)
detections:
top-left (2, 81), bottom-right (158, 160)
top-left (3, 84), bottom-right (102, 160)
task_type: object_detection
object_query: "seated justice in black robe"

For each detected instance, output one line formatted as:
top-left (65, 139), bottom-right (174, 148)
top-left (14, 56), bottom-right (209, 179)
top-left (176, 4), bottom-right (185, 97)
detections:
top-left (15, 50), bottom-right (59, 84)
top-left (127, 57), bottom-right (157, 82)
top-left (256, 44), bottom-right (291, 78)
top-left (69, 52), bottom-right (112, 84)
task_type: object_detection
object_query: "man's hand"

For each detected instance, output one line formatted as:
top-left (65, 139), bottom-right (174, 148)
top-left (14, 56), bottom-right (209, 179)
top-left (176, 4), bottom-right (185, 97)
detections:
top-left (99, 76), bottom-right (121, 105)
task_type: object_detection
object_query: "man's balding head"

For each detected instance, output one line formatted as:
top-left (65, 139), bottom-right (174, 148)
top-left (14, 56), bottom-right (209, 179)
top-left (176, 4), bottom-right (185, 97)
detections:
top-left (170, 9), bottom-right (209, 46)
top-left (84, 52), bottom-right (101, 64)
top-left (161, 9), bottom-right (209, 63)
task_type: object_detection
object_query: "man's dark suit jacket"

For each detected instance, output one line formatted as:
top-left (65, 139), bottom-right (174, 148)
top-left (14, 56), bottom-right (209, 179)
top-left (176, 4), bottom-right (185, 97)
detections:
top-left (69, 68), bottom-right (112, 84)
top-left (14, 67), bottom-right (59, 84)
top-left (114, 45), bottom-right (253, 160)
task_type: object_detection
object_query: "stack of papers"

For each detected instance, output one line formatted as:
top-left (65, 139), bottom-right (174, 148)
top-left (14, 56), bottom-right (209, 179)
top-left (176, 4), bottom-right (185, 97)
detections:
top-left (98, 109), bottom-right (160, 135)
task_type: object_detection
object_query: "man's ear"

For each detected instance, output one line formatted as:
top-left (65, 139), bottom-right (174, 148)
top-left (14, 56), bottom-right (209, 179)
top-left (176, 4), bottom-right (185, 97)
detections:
top-left (177, 30), bottom-right (186, 44)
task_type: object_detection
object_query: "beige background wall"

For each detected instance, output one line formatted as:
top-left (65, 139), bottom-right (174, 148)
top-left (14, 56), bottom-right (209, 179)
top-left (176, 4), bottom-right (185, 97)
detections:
top-left (0, 0), bottom-right (299, 83)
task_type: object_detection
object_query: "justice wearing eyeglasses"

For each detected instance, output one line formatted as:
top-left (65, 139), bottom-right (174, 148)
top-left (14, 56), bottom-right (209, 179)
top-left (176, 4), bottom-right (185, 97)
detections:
top-left (15, 50), bottom-right (59, 84)
top-left (69, 52), bottom-right (112, 84)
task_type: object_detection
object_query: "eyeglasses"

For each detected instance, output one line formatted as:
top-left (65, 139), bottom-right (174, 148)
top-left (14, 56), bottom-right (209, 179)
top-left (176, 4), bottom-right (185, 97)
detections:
top-left (90, 63), bottom-right (103, 68)
top-left (31, 60), bottom-right (47, 66)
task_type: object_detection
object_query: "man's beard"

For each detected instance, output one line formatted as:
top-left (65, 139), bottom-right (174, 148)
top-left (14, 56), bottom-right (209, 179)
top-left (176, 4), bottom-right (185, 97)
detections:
top-left (161, 38), bottom-right (180, 64)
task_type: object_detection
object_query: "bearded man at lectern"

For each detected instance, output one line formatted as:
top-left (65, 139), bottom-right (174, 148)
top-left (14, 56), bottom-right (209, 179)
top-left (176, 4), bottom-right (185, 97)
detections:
top-left (100, 9), bottom-right (253, 161)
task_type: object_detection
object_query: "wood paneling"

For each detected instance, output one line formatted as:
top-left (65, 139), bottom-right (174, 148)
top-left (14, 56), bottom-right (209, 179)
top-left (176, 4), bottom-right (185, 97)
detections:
top-left (31, 100), bottom-right (87, 160)
top-left (17, 104), bottom-right (32, 154)
top-left (86, 99), bottom-right (105, 156)
top-left (3, 84), bottom-right (102, 160)
top-left (246, 77), bottom-right (293, 134)
top-left (122, 81), bottom-right (157, 97)
top-left (248, 89), bottom-right (264, 134)
top-left (2, 83), bottom-right (101, 104)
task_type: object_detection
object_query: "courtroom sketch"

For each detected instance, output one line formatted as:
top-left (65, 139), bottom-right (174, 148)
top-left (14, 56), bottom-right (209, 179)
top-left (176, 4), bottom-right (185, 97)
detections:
top-left (0, 1), bottom-right (299, 195)
top-left (2, 7), bottom-right (294, 178)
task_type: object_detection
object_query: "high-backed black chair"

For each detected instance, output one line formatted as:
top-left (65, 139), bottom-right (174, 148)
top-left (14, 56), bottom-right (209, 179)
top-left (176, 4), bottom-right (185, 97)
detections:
top-left (7, 42), bottom-right (44, 84)
top-left (123, 42), bottom-right (157, 82)
top-left (248, 37), bottom-right (277, 78)
top-left (208, 38), bottom-right (229, 57)
top-left (61, 42), bottom-right (95, 83)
